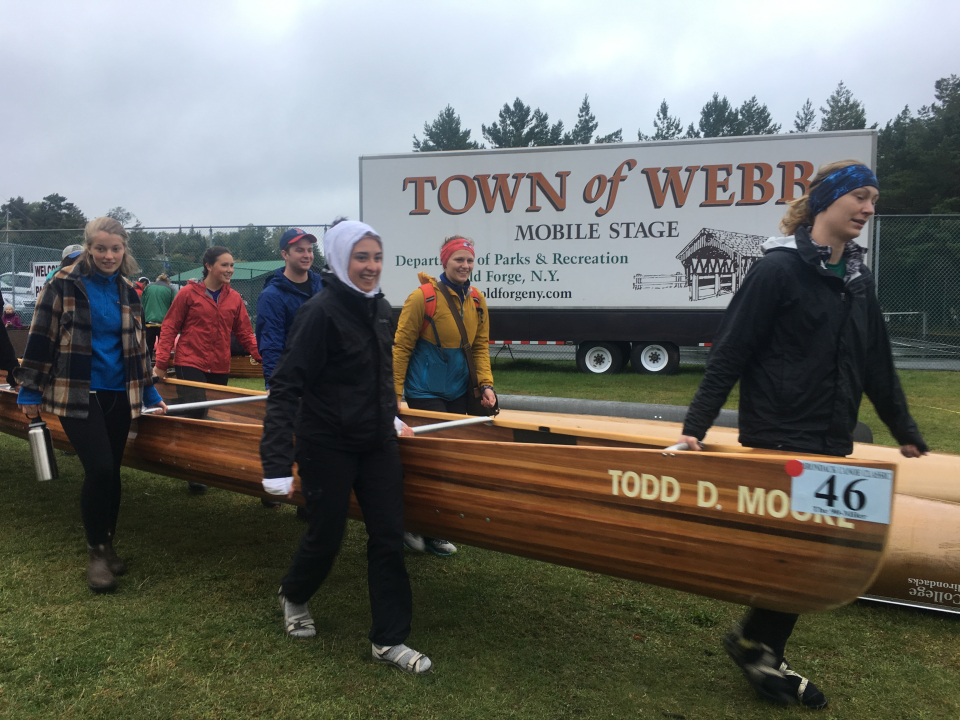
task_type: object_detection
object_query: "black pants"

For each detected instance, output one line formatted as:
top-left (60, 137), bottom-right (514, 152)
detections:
top-left (146, 325), bottom-right (162, 362)
top-left (405, 393), bottom-right (468, 415)
top-left (173, 365), bottom-right (229, 419)
top-left (739, 440), bottom-right (818, 662)
top-left (280, 439), bottom-right (412, 646)
top-left (741, 608), bottom-right (798, 663)
top-left (60, 391), bottom-right (132, 547)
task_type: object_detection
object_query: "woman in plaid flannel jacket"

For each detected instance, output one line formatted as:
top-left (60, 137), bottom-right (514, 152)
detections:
top-left (17, 217), bottom-right (167, 593)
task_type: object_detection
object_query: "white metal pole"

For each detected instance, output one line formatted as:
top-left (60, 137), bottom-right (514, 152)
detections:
top-left (409, 415), bottom-right (495, 435)
top-left (143, 394), bottom-right (267, 414)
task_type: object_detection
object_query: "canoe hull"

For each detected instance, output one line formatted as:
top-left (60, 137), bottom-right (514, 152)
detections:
top-left (0, 382), bottom-right (898, 614)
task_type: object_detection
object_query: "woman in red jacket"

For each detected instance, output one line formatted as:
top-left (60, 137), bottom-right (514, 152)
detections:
top-left (153, 247), bottom-right (260, 492)
top-left (154, 246), bottom-right (260, 385)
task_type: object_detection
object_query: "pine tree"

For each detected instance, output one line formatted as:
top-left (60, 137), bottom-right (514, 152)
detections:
top-left (738, 96), bottom-right (781, 135)
top-left (413, 105), bottom-right (481, 151)
top-left (697, 93), bottom-right (742, 137)
top-left (594, 129), bottom-right (623, 143)
top-left (819, 81), bottom-right (867, 131)
top-left (684, 122), bottom-right (701, 139)
top-left (639, 100), bottom-right (683, 141)
top-left (483, 98), bottom-right (564, 147)
top-left (792, 99), bottom-right (817, 133)
top-left (877, 75), bottom-right (960, 213)
top-left (563, 95), bottom-right (598, 145)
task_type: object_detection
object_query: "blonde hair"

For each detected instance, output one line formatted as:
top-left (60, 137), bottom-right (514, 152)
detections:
top-left (156, 274), bottom-right (169, 283)
top-left (78, 216), bottom-right (140, 277)
top-left (779, 159), bottom-right (868, 235)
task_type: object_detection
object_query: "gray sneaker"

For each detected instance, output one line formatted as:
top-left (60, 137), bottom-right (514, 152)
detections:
top-left (403, 532), bottom-right (426, 552)
top-left (425, 537), bottom-right (457, 556)
top-left (278, 588), bottom-right (316, 639)
top-left (372, 643), bottom-right (432, 674)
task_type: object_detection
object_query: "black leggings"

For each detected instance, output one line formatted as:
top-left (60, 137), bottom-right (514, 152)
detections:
top-left (173, 365), bottom-right (229, 419)
top-left (281, 439), bottom-right (412, 646)
top-left (59, 391), bottom-right (132, 547)
top-left (405, 393), bottom-right (468, 415)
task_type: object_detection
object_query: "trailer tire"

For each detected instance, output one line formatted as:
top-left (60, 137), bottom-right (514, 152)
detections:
top-left (576, 342), bottom-right (624, 375)
top-left (632, 342), bottom-right (680, 375)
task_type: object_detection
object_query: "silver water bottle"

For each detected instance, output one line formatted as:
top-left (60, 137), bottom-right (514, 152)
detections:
top-left (27, 416), bottom-right (59, 482)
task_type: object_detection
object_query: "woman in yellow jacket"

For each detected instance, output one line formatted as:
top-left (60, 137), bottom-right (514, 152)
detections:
top-left (394, 236), bottom-right (496, 556)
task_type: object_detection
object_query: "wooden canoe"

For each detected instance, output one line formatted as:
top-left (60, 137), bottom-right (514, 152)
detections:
top-left (0, 380), bottom-right (903, 615)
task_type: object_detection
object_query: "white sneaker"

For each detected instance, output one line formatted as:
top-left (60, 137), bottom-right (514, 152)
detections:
top-left (403, 532), bottom-right (426, 552)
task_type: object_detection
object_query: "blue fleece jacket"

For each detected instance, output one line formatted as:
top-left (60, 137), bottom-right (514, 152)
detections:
top-left (255, 268), bottom-right (323, 388)
top-left (18, 271), bottom-right (162, 408)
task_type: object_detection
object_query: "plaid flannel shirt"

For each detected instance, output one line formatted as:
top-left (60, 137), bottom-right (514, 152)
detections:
top-left (17, 263), bottom-right (153, 418)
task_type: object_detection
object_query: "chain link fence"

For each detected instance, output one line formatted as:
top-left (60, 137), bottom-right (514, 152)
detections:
top-left (6, 217), bottom-right (960, 371)
top-left (1, 225), bottom-right (329, 327)
top-left (874, 215), bottom-right (960, 370)
top-left (0, 241), bottom-right (63, 325)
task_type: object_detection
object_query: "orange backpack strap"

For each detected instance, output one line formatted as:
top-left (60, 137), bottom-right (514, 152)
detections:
top-left (420, 283), bottom-right (437, 335)
top-left (469, 286), bottom-right (484, 324)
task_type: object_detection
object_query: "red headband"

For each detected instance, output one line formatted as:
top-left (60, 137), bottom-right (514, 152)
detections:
top-left (440, 239), bottom-right (475, 267)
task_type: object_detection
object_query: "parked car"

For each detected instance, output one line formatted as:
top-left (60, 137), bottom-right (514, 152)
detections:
top-left (0, 272), bottom-right (37, 313)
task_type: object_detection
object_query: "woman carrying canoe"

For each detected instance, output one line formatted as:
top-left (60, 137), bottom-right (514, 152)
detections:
top-left (392, 235), bottom-right (496, 556)
top-left (677, 160), bottom-right (927, 710)
top-left (153, 246), bottom-right (260, 492)
top-left (16, 216), bottom-right (167, 593)
top-left (259, 219), bottom-right (431, 675)
top-left (153, 246), bottom-right (261, 393)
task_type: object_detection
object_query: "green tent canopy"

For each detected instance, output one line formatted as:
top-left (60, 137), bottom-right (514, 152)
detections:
top-left (169, 260), bottom-right (283, 283)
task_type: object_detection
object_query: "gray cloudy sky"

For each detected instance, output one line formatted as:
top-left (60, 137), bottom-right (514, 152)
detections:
top-left (2, 0), bottom-right (957, 228)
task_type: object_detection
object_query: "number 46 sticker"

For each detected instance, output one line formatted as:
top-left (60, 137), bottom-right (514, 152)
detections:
top-left (786, 459), bottom-right (894, 525)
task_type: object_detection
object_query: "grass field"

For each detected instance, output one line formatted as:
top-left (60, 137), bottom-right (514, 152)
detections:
top-left (2, 364), bottom-right (959, 719)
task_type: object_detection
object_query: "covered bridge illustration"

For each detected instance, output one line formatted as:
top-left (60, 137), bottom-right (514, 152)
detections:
top-left (676, 228), bottom-right (766, 301)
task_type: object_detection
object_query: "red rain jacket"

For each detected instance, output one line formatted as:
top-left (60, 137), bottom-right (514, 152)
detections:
top-left (155, 280), bottom-right (260, 374)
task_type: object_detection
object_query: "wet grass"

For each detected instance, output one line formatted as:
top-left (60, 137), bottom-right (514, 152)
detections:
top-left (2, 367), bottom-right (959, 718)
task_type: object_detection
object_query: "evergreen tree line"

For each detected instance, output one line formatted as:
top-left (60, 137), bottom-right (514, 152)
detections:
top-left (0, 201), bottom-right (313, 269)
top-left (413, 75), bottom-right (960, 215)
top-left (2, 75), bottom-right (955, 250)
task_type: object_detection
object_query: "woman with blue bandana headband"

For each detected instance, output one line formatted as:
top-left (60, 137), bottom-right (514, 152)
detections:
top-left (675, 160), bottom-right (927, 710)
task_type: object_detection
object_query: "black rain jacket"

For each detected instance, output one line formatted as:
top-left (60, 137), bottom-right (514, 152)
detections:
top-left (683, 226), bottom-right (926, 457)
top-left (260, 271), bottom-right (398, 478)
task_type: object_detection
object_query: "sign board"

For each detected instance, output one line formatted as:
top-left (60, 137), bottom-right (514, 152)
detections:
top-left (32, 262), bottom-right (60, 300)
top-left (360, 131), bottom-right (877, 310)
top-left (787, 459), bottom-right (894, 525)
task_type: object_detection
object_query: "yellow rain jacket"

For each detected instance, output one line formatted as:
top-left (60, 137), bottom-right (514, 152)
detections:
top-left (393, 272), bottom-right (494, 401)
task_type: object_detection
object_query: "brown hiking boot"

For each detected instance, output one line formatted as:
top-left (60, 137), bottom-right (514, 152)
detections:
top-left (87, 545), bottom-right (117, 593)
top-left (102, 540), bottom-right (128, 576)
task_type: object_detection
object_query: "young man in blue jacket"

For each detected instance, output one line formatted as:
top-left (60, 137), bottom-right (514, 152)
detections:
top-left (256, 228), bottom-right (323, 390)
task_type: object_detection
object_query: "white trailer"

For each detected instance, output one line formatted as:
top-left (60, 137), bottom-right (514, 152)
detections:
top-left (360, 130), bottom-right (876, 374)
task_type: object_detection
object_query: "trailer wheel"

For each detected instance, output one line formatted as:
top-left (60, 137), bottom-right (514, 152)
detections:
top-left (632, 342), bottom-right (680, 375)
top-left (576, 342), bottom-right (624, 374)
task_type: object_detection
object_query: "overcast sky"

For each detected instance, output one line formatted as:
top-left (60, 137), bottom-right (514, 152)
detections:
top-left (1, 0), bottom-right (957, 228)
